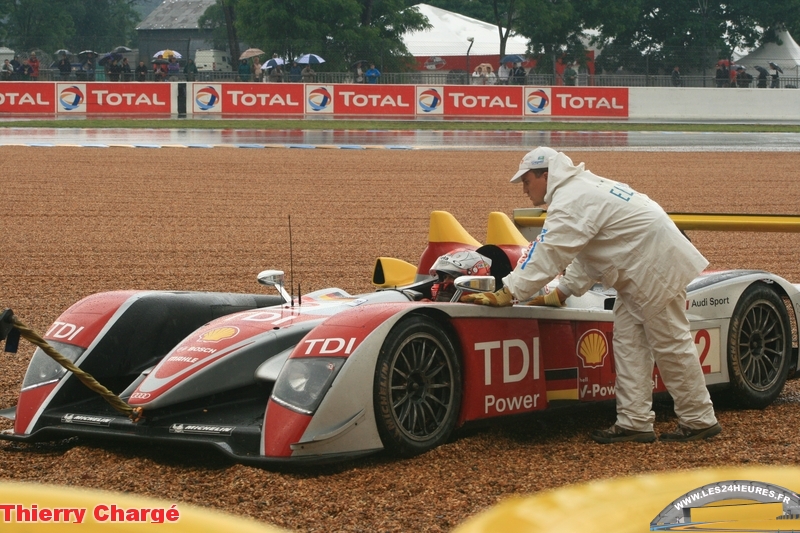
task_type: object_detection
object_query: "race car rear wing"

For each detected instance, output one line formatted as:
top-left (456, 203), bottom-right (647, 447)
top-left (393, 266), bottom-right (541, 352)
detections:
top-left (513, 209), bottom-right (800, 240)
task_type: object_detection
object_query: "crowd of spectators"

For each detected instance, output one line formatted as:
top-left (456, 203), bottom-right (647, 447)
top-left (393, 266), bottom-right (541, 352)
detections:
top-left (3, 49), bottom-right (791, 88)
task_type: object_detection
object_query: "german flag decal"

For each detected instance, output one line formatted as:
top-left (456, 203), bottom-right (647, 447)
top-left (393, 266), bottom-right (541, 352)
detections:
top-left (545, 368), bottom-right (579, 401)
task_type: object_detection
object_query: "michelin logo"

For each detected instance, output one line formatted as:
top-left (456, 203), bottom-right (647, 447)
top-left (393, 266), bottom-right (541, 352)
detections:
top-left (169, 424), bottom-right (234, 436)
top-left (61, 414), bottom-right (114, 426)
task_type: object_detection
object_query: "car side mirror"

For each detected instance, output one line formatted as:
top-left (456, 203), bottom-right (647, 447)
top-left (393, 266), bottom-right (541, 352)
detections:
top-left (452, 276), bottom-right (495, 302)
top-left (257, 270), bottom-right (291, 303)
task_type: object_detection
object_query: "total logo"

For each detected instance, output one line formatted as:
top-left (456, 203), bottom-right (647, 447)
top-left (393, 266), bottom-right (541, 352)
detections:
top-left (525, 87), bottom-right (553, 116)
top-left (59, 84), bottom-right (85, 112)
top-left (195, 85), bottom-right (220, 111)
top-left (307, 86), bottom-right (333, 112)
top-left (417, 87), bottom-right (442, 113)
top-left (525, 88), bottom-right (550, 115)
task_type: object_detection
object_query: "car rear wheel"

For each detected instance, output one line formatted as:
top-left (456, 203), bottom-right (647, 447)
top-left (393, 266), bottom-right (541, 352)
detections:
top-left (727, 283), bottom-right (791, 408)
top-left (374, 315), bottom-right (461, 457)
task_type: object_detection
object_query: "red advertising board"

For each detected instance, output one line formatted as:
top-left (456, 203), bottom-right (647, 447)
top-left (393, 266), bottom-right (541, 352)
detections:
top-left (442, 85), bottom-right (523, 117)
top-left (218, 83), bottom-right (304, 115)
top-left (551, 87), bottom-right (628, 117)
top-left (56, 83), bottom-right (173, 115)
top-left (333, 84), bottom-right (416, 116)
top-left (0, 82), bottom-right (55, 114)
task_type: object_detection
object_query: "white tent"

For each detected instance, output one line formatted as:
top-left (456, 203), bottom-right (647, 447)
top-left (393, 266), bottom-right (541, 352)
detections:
top-left (737, 29), bottom-right (800, 76)
top-left (403, 4), bottom-right (528, 58)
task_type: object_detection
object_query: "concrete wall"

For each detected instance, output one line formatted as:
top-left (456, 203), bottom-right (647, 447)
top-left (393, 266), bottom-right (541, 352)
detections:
top-left (629, 87), bottom-right (800, 122)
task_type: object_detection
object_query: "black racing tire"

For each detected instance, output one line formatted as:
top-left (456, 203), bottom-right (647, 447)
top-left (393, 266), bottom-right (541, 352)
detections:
top-left (727, 283), bottom-right (791, 409)
top-left (374, 315), bottom-right (462, 457)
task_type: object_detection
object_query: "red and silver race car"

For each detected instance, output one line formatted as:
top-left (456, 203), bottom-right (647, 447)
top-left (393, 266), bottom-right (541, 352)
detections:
top-left (1, 211), bottom-right (798, 466)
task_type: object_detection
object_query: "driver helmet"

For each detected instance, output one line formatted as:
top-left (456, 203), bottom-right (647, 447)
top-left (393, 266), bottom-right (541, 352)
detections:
top-left (429, 249), bottom-right (492, 302)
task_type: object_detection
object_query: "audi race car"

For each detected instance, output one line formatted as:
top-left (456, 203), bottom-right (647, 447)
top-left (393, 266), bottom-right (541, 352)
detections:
top-left (1, 210), bottom-right (798, 466)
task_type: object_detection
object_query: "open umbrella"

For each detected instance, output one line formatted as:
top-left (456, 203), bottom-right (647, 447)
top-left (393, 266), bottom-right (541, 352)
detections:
top-left (500, 54), bottom-right (525, 64)
top-left (240, 48), bottom-right (265, 60)
top-left (769, 61), bottom-right (784, 74)
top-left (98, 52), bottom-right (122, 66)
top-left (296, 53), bottom-right (325, 65)
top-left (78, 50), bottom-right (97, 58)
top-left (754, 65), bottom-right (769, 76)
top-left (55, 49), bottom-right (70, 57)
top-left (152, 58), bottom-right (169, 65)
top-left (262, 58), bottom-right (284, 70)
top-left (154, 49), bottom-right (182, 59)
top-left (112, 46), bottom-right (132, 53)
top-left (351, 59), bottom-right (368, 67)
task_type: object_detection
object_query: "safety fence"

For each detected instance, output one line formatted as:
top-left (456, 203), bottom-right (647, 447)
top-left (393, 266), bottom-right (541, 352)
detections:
top-left (15, 69), bottom-right (800, 89)
top-left (3, 81), bottom-right (800, 122)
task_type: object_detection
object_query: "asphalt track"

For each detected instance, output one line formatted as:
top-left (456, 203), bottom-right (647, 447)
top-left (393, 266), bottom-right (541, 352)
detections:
top-left (2, 127), bottom-right (800, 151)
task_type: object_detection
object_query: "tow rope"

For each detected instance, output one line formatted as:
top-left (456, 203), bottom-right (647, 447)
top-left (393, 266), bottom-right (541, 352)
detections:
top-left (0, 309), bottom-right (143, 423)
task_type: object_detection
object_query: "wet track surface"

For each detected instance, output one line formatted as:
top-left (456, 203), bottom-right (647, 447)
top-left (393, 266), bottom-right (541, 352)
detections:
top-left (0, 127), bottom-right (799, 151)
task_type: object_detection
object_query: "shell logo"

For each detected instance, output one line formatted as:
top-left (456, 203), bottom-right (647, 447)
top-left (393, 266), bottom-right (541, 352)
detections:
top-left (577, 329), bottom-right (608, 368)
top-left (198, 326), bottom-right (239, 343)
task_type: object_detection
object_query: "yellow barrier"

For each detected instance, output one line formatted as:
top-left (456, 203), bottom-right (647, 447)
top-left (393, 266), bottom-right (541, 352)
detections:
top-left (453, 466), bottom-right (800, 533)
top-left (514, 209), bottom-right (800, 232)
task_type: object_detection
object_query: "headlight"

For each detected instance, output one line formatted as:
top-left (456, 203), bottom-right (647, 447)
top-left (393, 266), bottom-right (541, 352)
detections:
top-left (22, 341), bottom-right (85, 390)
top-left (271, 357), bottom-right (345, 415)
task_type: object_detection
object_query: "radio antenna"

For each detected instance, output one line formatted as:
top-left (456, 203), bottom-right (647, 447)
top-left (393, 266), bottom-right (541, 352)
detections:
top-left (289, 214), bottom-right (294, 307)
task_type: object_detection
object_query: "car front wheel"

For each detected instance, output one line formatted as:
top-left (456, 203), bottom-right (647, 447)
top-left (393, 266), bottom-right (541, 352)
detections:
top-left (727, 283), bottom-right (792, 409)
top-left (374, 315), bottom-right (462, 457)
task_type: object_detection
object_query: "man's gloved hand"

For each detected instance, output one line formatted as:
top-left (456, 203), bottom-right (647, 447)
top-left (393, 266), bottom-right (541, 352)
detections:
top-left (526, 290), bottom-right (565, 307)
top-left (460, 286), bottom-right (514, 307)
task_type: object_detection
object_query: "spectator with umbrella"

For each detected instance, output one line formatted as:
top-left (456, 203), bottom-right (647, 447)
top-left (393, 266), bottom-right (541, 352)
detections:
top-left (57, 51), bottom-right (72, 81)
top-left (121, 58), bottom-right (132, 81)
top-left (754, 65), bottom-right (769, 88)
top-left (769, 62), bottom-right (783, 88)
top-left (351, 60), bottom-right (366, 83)
top-left (152, 55), bottom-right (168, 82)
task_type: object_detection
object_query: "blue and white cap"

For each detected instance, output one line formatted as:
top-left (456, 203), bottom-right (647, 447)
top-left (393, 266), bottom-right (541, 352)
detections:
top-left (510, 146), bottom-right (558, 183)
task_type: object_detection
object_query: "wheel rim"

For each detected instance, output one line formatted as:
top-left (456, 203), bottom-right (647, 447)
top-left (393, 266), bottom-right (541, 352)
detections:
top-left (388, 332), bottom-right (455, 442)
top-left (737, 299), bottom-right (787, 391)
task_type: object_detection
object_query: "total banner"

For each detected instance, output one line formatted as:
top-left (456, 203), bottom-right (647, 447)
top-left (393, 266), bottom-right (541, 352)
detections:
top-left (56, 83), bottom-right (175, 115)
top-left (192, 83), bottom-right (304, 115)
top-left (520, 87), bottom-right (629, 117)
top-left (0, 82), bottom-right (55, 113)
top-left (306, 84), bottom-right (417, 116)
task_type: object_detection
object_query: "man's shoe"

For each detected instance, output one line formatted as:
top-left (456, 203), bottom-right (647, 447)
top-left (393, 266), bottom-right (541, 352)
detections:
top-left (590, 424), bottom-right (657, 444)
top-left (660, 422), bottom-right (722, 442)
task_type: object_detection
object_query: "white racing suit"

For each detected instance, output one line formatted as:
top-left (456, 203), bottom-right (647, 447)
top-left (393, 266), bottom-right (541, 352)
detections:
top-left (503, 152), bottom-right (717, 432)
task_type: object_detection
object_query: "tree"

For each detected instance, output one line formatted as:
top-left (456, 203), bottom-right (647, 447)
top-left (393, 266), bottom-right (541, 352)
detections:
top-left (0, 0), bottom-right (140, 54)
top-left (69, 0), bottom-right (141, 52)
top-left (0, 0), bottom-right (76, 52)
top-left (232, 0), bottom-right (429, 71)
